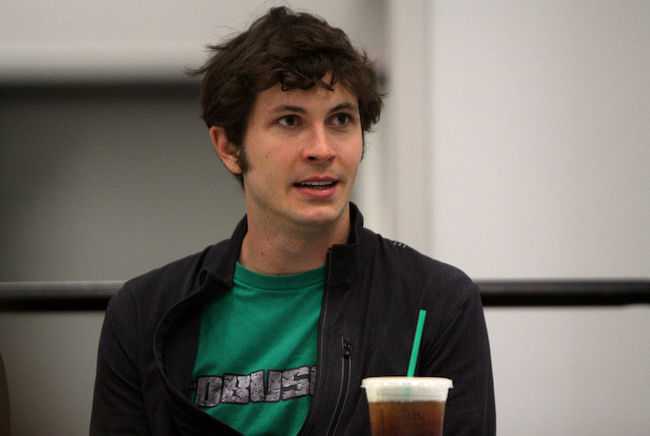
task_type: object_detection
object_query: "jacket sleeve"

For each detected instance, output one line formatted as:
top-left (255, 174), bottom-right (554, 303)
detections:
top-left (90, 286), bottom-right (151, 436)
top-left (420, 279), bottom-right (496, 436)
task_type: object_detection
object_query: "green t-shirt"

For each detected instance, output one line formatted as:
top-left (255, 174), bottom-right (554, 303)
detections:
top-left (192, 262), bottom-right (324, 436)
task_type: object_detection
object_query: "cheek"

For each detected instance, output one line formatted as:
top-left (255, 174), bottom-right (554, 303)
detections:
top-left (347, 139), bottom-right (364, 164)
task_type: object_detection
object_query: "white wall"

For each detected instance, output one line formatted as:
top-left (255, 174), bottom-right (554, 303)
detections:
top-left (428, 0), bottom-right (649, 279)
top-left (423, 2), bottom-right (650, 435)
top-left (0, 0), bottom-right (385, 81)
top-left (486, 307), bottom-right (650, 436)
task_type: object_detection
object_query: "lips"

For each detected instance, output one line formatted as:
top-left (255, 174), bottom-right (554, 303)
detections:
top-left (293, 176), bottom-right (340, 199)
top-left (293, 177), bottom-right (339, 190)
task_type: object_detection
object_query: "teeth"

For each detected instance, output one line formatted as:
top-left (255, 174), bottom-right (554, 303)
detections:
top-left (296, 180), bottom-right (337, 190)
top-left (300, 181), bottom-right (335, 187)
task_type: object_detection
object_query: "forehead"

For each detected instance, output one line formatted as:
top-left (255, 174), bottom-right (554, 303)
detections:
top-left (252, 81), bottom-right (359, 113)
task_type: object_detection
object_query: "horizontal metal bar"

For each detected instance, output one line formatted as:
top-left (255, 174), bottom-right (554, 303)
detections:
top-left (479, 280), bottom-right (650, 306)
top-left (478, 279), bottom-right (649, 295)
top-left (0, 281), bottom-right (122, 300)
top-left (1, 280), bottom-right (648, 311)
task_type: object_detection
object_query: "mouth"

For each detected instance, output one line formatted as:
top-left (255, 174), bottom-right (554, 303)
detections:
top-left (293, 177), bottom-right (340, 199)
top-left (293, 180), bottom-right (339, 190)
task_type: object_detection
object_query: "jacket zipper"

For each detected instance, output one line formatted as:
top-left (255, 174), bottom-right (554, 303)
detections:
top-left (326, 337), bottom-right (352, 436)
top-left (298, 251), bottom-right (333, 435)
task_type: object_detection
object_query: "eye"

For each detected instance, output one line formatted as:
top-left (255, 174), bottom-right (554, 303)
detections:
top-left (277, 114), bottom-right (301, 128)
top-left (329, 112), bottom-right (354, 127)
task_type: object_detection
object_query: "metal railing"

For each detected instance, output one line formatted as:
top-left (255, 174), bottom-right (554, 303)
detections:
top-left (1, 280), bottom-right (648, 310)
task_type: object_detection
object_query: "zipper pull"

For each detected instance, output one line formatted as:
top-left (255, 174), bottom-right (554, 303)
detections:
top-left (343, 338), bottom-right (352, 359)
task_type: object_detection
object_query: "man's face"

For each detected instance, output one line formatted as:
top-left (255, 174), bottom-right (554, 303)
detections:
top-left (238, 79), bottom-right (363, 231)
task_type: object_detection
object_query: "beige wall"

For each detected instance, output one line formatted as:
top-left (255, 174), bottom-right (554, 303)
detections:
top-left (428, 0), bottom-right (650, 279)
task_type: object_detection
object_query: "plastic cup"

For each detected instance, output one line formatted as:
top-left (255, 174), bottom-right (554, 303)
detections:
top-left (361, 377), bottom-right (453, 436)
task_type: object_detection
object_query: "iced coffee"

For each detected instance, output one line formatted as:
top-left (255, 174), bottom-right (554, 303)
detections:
top-left (362, 377), bottom-right (453, 436)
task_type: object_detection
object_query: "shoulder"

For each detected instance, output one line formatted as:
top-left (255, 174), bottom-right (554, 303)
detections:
top-left (107, 240), bottom-right (229, 324)
top-left (122, 249), bottom-right (206, 299)
top-left (361, 228), bottom-right (480, 308)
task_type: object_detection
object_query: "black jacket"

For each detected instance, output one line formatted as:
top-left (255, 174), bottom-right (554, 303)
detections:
top-left (91, 204), bottom-right (495, 435)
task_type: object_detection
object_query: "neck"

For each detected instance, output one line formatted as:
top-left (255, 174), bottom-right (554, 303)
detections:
top-left (240, 205), bottom-right (351, 275)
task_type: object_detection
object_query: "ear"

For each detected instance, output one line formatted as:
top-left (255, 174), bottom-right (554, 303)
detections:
top-left (209, 126), bottom-right (242, 175)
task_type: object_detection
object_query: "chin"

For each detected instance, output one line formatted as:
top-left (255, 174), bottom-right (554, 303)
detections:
top-left (294, 203), bottom-right (347, 226)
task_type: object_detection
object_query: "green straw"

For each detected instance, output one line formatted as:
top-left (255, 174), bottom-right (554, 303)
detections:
top-left (407, 309), bottom-right (427, 377)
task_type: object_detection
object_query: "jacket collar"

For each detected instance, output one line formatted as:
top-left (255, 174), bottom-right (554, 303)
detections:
top-left (201, 202), bottom-right (364, 289)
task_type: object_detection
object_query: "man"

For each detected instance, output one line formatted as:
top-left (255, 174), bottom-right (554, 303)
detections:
top-left (91, 7), bottom-right (495, 436)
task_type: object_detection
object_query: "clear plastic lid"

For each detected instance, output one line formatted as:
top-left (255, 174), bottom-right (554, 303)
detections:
top-left (361, 377), bottom-right (453, 402)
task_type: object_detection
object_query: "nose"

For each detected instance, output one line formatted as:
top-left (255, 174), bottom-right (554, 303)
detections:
top-left (304, 124), bottom-right (336, 163)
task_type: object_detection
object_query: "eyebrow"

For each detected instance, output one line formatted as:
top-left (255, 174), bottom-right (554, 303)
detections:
top-left (271, 105), bottom-right (306, 114)
top-left (270, 102), bottom-right (358, 114)
top-left (328, 102), bottom-right (358, 114)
